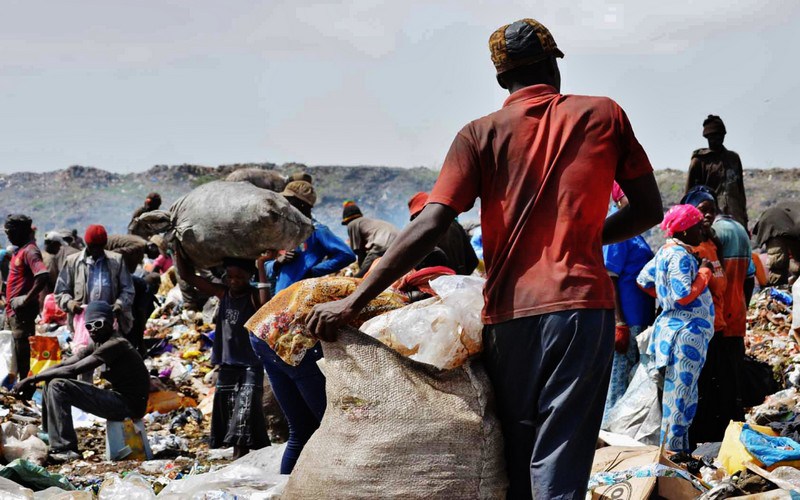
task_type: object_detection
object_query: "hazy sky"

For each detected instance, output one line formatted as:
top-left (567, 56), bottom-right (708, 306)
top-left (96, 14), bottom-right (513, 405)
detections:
top-left (1, 1), bottom-right (798, 174)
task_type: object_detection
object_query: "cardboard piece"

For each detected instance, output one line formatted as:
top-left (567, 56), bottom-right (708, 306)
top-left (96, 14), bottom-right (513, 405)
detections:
top-left (590, 446), bottom-right (705, 500)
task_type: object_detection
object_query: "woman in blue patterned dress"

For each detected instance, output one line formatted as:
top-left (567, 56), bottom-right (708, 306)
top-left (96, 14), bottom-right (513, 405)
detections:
top-left (637, 204), bottom-right (715, 453)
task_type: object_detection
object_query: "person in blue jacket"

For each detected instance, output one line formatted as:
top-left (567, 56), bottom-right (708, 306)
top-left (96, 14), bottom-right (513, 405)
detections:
top-left (602, 184), bottom-right (656, 423)
top-left (250, 179), bottom-right (355, 474)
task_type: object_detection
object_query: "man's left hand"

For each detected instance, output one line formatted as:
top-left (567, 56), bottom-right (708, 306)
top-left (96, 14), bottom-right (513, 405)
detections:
top-left (112, 303), bottom-right (123, 315)
top-left (9, 295), bottom-right (27, 311)
top-left (305, 298), bottom-right (359, 342)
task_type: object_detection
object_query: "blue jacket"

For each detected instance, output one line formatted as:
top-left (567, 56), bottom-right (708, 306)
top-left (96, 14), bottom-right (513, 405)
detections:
top-left (265, 221), bottom-right (356, 294)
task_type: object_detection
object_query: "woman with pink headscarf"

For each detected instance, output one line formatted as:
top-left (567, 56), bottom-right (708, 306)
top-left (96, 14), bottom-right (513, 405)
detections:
top-left (636, 204), bottom-right (715, 453)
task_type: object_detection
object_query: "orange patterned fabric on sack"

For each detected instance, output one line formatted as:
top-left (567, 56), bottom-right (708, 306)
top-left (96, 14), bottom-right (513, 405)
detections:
top-left (245, 277), bottom-right (405, 366)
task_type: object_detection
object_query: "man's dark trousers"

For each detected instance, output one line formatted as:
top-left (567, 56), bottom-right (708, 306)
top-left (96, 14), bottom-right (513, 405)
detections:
top-left (483, 309), bottom-right (614, 500)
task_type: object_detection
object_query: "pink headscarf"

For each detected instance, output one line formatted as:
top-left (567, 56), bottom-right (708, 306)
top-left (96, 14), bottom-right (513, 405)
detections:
top-left (611, 182), bottom-right (625, 203)
top-left (660, 204), bottom-right (703, 237)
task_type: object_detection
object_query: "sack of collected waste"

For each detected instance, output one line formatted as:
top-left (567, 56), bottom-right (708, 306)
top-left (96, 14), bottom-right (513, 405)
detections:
top-left (360, 275), bottom-right (485, 370)
top-left (225, 168), bottom-right (286, 192)
top-left (132, 181), bottom-right (313, 269)
top-left (282, 327), bottom-right (507, 499)
top-left (245, 277), bottom-right (405, 366)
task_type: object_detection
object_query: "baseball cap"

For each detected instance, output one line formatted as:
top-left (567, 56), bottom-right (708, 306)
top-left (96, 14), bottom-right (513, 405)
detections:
top-left (282, 180), bottom-right (317, 207)
top-left (489, 19), bottom-right (564, 74)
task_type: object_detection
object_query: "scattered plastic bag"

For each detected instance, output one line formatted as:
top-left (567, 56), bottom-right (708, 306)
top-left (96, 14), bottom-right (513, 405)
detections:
top-left (0, 474), bottom-right (33, 499)
top-left (0, 459), bottom-right (75, 492)
top-left (40, 295), bottom-right (66, 326)
top-left (360, 275), bottom-right (485, 369)
top-left (602, 326), bottom-right (662, 445)
top-left (2, 422), bottom-right (48, 465)
top-left (148, 434), bottom-right (189, 457)
top-left (98, 473), bottom-right (155, 499)
top-left (0, 330), bottom-right (17, 388)
top-left (158, 443), bottom-right (287, 499)
top-left (33, 487), bottom-right (92, 499)
top-left (740, 423), bottom-right (800, 466)
top-left (28, 336), bottom-right (60, 377)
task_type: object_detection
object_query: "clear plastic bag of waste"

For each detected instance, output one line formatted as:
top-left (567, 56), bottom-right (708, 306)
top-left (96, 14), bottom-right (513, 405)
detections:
top-left (360, 275), bottom-right (485, 370)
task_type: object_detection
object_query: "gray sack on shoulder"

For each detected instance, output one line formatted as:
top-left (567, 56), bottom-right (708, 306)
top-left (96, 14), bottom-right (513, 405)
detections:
top-left (134, 181), bottom-right (313, 269)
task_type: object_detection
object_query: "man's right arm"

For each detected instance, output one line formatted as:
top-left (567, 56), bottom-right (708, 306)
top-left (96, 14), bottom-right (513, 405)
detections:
top-left (306, 203), bottom-right (457, 341)
top-left (603, 173), bottom-right (663, 245)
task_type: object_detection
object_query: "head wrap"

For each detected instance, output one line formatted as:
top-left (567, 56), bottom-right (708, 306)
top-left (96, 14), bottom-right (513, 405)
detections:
top-left (341, 200), bottom-right (363, 225)
top-left (84, 224), bottom-right (108, 247)
top-left (489, 18), bottom-right (564, 74)
top-left (702, 115), bottom-right (726, 137)
top-left (4, 214), bottom-right (32, 232)
top-left (660, 205), bottom-right (704, 237)
top-left (85, 301), bottom-right (114, 323)
top-left (222, 257), bottom-right (256, 275)
top-left (408, 192), bottom-right (429, 219)
top-left (611, 182), bottom-right (625, 203)
top-left (681, 185), bottom-right (717, 208)
top-left (281, 180), bottom-right (317, 207)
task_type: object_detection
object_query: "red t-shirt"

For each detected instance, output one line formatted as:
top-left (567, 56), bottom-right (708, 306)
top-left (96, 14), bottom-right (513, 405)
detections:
top-left (5, 242), bottom-right (48, 317)
top-left (429, 84), bottom-right (653, 324)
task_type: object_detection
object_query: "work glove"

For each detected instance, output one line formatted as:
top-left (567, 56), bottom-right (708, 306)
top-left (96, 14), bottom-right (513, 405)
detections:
top-left (614, 324), bottom-right (631, 354)
top-left (9, 295), bottom-right (27, 311)
top-left (67, 300), bottom-right (83, 314)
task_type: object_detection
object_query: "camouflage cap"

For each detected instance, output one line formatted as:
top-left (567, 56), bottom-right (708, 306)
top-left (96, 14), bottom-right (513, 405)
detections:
top-left (489, 19), bottom-right (564, 74)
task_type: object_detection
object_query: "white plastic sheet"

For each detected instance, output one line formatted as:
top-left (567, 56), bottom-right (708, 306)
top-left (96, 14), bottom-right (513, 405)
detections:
top-left (0, 330), bottom-right (17, 386)
top-left (158, 443), bottom-right (287, 499)
top-left (602, 326), bottom-right (663, 445)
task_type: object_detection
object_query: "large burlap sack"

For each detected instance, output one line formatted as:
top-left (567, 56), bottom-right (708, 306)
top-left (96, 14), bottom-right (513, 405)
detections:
top-left (283, 327), bottom-right (507, 499)
top-left (134, 181), bottom-right (313, 269)
top-left (225, 168), bottom-right (286, 192)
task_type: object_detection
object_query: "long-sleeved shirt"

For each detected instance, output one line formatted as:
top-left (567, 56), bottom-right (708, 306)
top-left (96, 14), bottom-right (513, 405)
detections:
top-left (265, 221), bottom-right (356, 294)
top-left (686, 147), bottom-right (748, 229)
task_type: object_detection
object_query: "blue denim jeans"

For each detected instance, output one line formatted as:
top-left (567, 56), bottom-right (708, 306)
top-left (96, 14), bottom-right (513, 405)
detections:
top-left (249, 333), bottom-right (326, 474)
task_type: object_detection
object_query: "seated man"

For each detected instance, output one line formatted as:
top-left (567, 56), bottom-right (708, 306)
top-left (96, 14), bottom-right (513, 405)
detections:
top-left (14, 301), bottom-right (150, 463)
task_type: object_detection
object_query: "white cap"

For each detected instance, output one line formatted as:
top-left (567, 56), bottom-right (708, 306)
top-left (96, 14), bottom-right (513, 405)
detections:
top-left (44, 231), bottom-right (66, 244)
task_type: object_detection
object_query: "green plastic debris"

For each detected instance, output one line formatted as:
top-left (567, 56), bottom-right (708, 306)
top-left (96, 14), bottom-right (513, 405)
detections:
top-left (0, 459), bottom-right (75, 492)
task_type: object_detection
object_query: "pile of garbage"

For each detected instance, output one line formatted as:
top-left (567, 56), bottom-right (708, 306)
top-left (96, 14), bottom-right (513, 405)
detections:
top-left (747, 286), bottom-right (798, 387)
top-left (0, 288), bottom-right (292, 498)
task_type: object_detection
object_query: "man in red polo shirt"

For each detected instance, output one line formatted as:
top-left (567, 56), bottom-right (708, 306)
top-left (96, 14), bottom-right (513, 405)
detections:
top-left (307, 19), bottom-right (662, 499)
top-left (4, 214), bottom-right (49, 381)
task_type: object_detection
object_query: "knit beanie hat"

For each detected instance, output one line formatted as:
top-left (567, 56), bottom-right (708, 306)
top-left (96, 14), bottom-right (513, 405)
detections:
top-left (84, 224), bottom-right (108, 247)
top-left (341, 200), bottom-right (363, 225)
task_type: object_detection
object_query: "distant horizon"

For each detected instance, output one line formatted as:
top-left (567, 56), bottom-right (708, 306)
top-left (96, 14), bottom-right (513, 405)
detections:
top-left (0, 162), bottom-right (798, 177)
